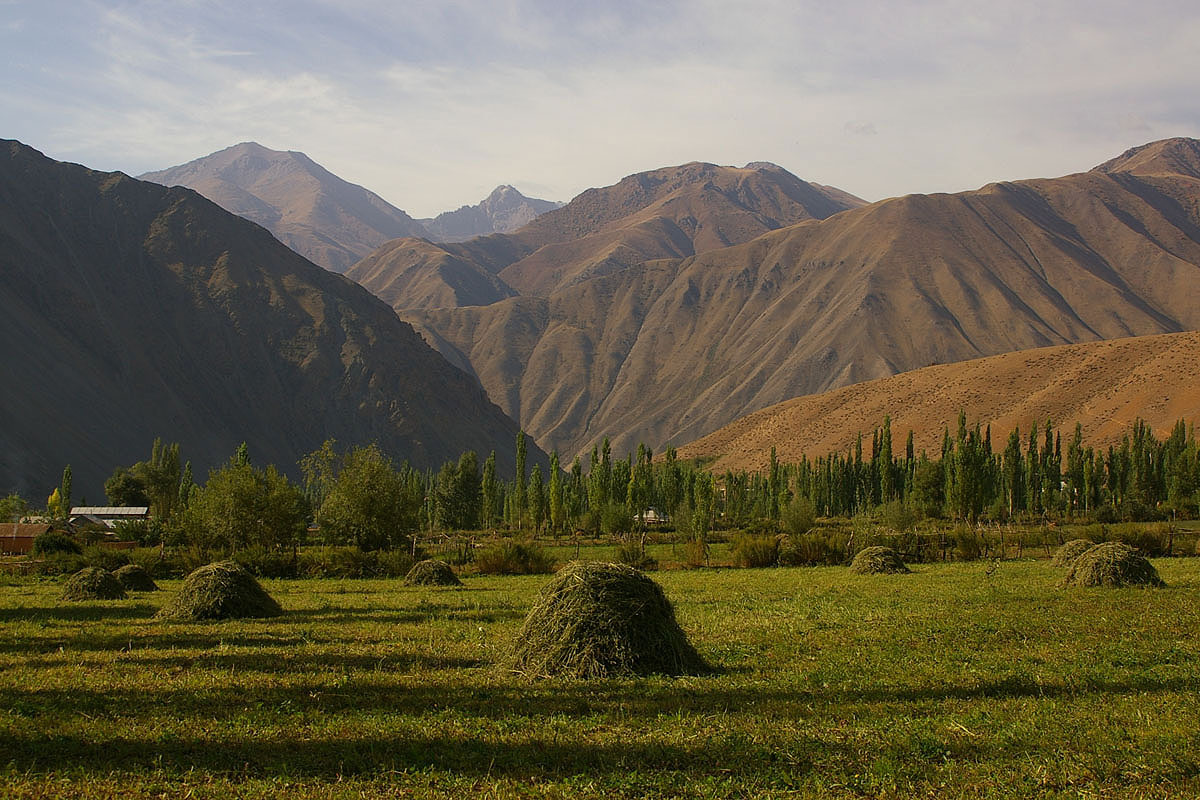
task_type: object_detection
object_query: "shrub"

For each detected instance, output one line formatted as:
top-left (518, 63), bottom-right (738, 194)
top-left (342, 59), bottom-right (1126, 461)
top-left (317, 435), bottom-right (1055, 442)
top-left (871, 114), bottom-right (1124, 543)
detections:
top-left (84, 546), bottom-right (131, 572)
top-left (232, 546), bottom-right (298, 578)
top-left (61, 567), bottom-right (126, 601)
top-left (113, 563), bottom-right (158, 592)
top-left (778, 529), bottom-right (850, 566)
top-left (509, 561), bottom-right (711, 679)
top-left (781, 498), bottom-right (816, 536)
top-left (682, 537), bottom-right (709, 568)
top-left (156, 561), bottom-right (283, 620)
top-left (474, 541), bottom-right (555, 575)
top-left (404, 559), bottom-right (462, 586)
top-left (953, 526), bottom-right (984, 561)
top-left (880, 500), bottom-right (919, 533)
top-left (31, 531), bottom-right (81, 557)
top-left (731, 534), bottom-right (778, 568)
top-left (615, 538), bottom-right (658, 571)
top-left (1063, 542), bottom-right (1164, 588)
top-left (27, 552), bottom-right (87, 576)
top-left (850, 546), bottom-right (911, 575)
top-left (1051, 539), bottom-right (1096, 568)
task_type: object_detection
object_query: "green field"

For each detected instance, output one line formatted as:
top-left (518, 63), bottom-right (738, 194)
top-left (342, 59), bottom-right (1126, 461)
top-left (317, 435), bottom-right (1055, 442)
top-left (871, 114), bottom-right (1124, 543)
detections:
top-left (2, 559), bottom-right (1199, 798)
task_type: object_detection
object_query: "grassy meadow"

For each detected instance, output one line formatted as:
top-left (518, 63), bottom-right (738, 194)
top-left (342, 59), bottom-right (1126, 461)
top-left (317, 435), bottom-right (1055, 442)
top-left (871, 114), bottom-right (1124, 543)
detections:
top-left (2, 558), bottom-right (1199, 798)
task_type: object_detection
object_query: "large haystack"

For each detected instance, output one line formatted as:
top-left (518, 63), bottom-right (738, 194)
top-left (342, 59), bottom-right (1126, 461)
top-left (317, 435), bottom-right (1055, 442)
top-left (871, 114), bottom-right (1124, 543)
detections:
top-left (1051, 539), bottom-right (1096, 568)
top-left (113, 563), bottom-right (159, 592)
top-left (156, 561), bottom-right (282, 620)
top-left (510, 561), bottom-right (710, 679)
top-left (849, 546), bottom-right (911, 575)
top-left (1064, 542), bottom-right (1164, 588)
top-left (61, 567), bottom-right (126, 601)
top-left (404, 559), bottom-right (463, 586)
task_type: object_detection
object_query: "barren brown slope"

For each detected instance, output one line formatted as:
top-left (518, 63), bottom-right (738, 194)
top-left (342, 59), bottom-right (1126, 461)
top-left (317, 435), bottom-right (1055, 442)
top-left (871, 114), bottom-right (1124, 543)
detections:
top-left (676, 331), bottom-right (1200, 473)
top-left (349, 161), bottom-right (864, 309)
top-left (140, 142), bottom-right (429, 273)
top-left (409, 138), bottom-right (1200, 461)
top-left (0, 140), bottom-right (539, 500)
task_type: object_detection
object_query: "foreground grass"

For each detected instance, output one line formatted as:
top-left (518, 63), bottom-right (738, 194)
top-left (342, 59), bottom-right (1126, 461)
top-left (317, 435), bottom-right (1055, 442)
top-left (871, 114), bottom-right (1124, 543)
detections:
top-left (1, 560), bottom-right (1198, 798)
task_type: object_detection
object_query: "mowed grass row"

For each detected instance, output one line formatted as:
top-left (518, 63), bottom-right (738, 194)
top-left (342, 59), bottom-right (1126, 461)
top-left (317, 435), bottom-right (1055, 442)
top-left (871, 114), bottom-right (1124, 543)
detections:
top-left (1, 559), bottom-right (1199, 799)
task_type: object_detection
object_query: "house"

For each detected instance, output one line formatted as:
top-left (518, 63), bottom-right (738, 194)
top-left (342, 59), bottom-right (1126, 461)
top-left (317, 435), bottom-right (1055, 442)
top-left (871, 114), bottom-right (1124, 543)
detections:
top-left (69, 506), bottom-right (150, 530)
top-left (0, 523), bottom-right (51, 555)
top-left (641, 508), bottom-right (669, 526)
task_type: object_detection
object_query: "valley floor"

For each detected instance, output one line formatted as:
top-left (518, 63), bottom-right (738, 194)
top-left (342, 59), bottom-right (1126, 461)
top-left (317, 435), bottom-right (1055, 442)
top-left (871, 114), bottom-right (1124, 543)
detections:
top-left (2, 560), bottom-right (1199, 798)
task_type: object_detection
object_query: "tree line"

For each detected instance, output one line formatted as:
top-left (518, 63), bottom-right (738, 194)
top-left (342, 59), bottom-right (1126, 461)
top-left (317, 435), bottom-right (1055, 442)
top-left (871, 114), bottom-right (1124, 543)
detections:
top-left (7, 415), bottom-right (1196, 555)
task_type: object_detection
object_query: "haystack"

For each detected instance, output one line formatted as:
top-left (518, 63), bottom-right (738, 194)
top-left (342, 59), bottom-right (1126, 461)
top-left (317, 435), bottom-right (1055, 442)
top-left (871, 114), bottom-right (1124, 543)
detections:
top-left (156, 560), bottom-right (282, 620)
top-left (404, 559), bottom-right (463, 586)
top-left (1051, 539), bottom-right (1096, 568)
top-left (113, 563), bottom-right (159, 592)
top-left (850, 546), bottom-right (911, 575)
top-left (510, 561), bottom-right (710, 679)
top-left (61, 567), bottom-right (126, 601)
top-left (1063, 542), bottom-right (1164, 588)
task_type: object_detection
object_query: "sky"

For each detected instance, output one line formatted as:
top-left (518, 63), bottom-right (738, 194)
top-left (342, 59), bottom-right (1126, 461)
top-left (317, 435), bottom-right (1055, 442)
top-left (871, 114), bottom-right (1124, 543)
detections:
top-left (3, 0), bottom-right (1199, 217)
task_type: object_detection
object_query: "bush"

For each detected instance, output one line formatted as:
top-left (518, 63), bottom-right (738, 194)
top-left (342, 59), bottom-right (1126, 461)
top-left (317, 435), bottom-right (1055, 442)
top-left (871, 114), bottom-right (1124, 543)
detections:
top-left (509, 561), bottom-right (711, 679)
top-left (781, 498), bottom-right (816, 536)
top-left (27, 552), bottom-right (87, 576)
top-left (849, 546), bottom-right (911, 575)
top-left (880, 501), bottom-right (919, 533)
top-left (233, 546), bottom-right (298, 578)
top-left (474, 541), bottom-right (555, 575)
top-left (404, 559), bottom-right (463, 586)
top-left (31, 531), bottom-right (81, 557)
top-left (731, 534), bottom-right (778, 568)
top-left (1063, 542), bottom-right (1164, 588)
top-left (84, 546), bottom-right (131, 572)
top-left (615, 538), bottom-right (658, 571)
top-left (297, 546), bottom-right (416, 578)
top-left (156, 561), bottom-right (283, 620)
top-left (61, 567), bottom-right (126, 601)
top-left (953, 526), bottom-right (984, 561)
top-left (778, 529), bottom-right (850, 566)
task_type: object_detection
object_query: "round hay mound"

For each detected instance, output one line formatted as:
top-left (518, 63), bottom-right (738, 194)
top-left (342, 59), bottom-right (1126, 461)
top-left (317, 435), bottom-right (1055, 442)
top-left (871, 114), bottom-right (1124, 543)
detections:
top-left (113, 563), bottom-right (159, 592)
top-left (510, 561), bottom-right (710, 679)
top-left (156, 560), bottom-right (283, 620)
top-left (1051, 539), bottom-right (1097, 568)
top-left (1064, 542), bottom-right (1164, 588)
top-left (850, 546), bottom-right (911, 575)
top-left (62, 567), bottom-right (126, 601)
top-left (404, 559), bottom-right (463, 586)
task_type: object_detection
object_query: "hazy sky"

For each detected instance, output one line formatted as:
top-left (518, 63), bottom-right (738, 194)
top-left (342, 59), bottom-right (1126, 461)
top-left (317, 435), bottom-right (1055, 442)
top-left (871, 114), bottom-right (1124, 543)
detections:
top-left (3, 0), bottom-right (1199, 216)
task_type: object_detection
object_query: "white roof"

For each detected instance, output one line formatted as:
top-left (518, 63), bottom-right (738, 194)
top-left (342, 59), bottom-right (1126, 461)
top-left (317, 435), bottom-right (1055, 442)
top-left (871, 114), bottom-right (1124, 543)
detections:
top-left (70, 506), bottom-right (149, 516)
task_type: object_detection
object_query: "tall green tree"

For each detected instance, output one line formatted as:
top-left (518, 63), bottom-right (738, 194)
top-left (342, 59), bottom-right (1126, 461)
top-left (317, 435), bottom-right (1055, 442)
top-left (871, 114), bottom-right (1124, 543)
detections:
top-left (312, 444), bottom-right (421, 550)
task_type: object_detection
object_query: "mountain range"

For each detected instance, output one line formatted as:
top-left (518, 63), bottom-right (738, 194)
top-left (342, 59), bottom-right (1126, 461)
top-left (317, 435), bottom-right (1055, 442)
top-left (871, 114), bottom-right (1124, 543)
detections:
top-left (139, 143), bottom-right (561, 272)
top-left (677, 330), bottom-right (1200, 473)
top-left (0, 140), bottom-right (540, 500)
top-left (354, 138), bottom-right (1200, 461)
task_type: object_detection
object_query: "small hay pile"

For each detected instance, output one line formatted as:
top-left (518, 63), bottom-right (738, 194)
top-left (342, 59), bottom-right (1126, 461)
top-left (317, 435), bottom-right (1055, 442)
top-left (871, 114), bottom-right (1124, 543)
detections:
top-left (404, 559), bottom-right (462, 586)
top-left (61, 567), bottom-right (126, 601)
top-left (510, 561), bottom-right (710, 679)
top-left (156, 560), bottom-right (283, 620)
top-left (1051, 538), bottom-right (1097, 568)
top-left (113, 563), bottom-right (159, 592)
top-left (1063, 542), bottom-right (1164, 588)
top-left (850, 546), bottom-right (911, 575)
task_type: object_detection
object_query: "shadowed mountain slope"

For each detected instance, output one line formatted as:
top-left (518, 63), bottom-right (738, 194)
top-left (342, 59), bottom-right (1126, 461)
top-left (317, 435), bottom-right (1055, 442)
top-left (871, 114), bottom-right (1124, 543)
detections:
top-left (676, 331), bottom-right (1200, 473)
top-left (405, 139), bottom-right (1200, 461)
top-left (0, 140), bottom-right (538, 499)
top-left (348, 161), bottom-right (865, 308)
top-left (139, 142), bottom-right (429, 273)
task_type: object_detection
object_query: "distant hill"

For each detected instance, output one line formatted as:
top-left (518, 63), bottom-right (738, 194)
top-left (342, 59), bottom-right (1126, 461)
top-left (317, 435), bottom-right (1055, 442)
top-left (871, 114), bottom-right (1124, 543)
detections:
top-left (139, 142), bottom-right (429, 273)
top-left (421, 185), bottom-right (562, 242)
top-left (349, 160), bottom-right (866, 309)
top-left (1, 140), bottom-right (540, 500)
top-left (676, 331), bottom-right (1200, 473)
top-left (397, 139), bottom-right (1200, 461)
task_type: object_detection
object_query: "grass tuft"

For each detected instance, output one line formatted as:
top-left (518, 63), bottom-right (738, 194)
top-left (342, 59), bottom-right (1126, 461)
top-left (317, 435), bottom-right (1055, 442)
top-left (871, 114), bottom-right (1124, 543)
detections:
top-left (850, 545), bottom-right (911, 575)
